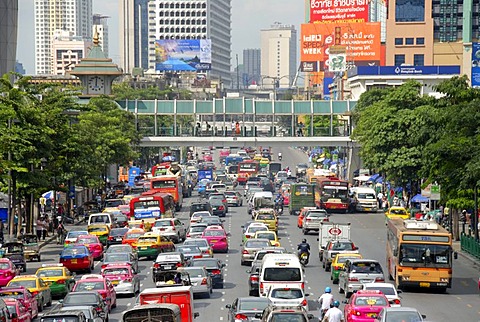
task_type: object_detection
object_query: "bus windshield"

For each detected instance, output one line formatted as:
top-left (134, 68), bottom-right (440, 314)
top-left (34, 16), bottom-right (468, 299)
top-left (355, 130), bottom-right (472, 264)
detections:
top-left (321, 186), bottom-right (348, 202)
top-left (239, 163), bottom-right (258, 171)
top-left (399, 244), bottom-right (451, 267)
top-left (152, 180), bottom-right (176, 189)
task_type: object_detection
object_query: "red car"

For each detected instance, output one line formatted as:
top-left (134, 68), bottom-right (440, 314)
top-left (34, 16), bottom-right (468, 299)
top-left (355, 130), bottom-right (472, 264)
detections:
top-left (0, 286), bottom-right (38, 318)
top-left (344, 290), bottom-right (390, 322)
top-left (59, 245), bottom-right (94, 273)
top-left (0, 259), bottom-right (19, 287)
top-left (72, 274), bottom-right (117, 311)
top-left (75, 235), bottom-right (104, 260)
top-left (201, 226), bottom-right (229, 253)
top-left (4, 298), bottom-right (32, 322)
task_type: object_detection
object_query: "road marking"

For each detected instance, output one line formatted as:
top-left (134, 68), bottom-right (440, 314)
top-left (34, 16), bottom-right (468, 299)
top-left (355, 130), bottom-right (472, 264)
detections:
top-left (467, 304), bottom-right (472, 308)
top-left (221, 298), bottom-right (225, 302)
top-left (220, 317), bottom-right (224, 321)
top-left (140, 284), bottom-right (143, 287)
top-left (461, 280), bottom-right (469, 287)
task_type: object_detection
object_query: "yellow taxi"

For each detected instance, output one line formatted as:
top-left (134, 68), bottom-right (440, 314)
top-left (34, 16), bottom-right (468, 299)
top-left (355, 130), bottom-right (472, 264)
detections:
top-left (259, 158), bottom-right (270, 167)
top-left (385, 206), bottom-right (410, 223)
top-left (330, 253), bottom-right (363, 284)
top-left (253, 154), bottom-right (262, 161)
top-left (7, 274), bottom-right (53, 308)
top-left (253, 230), bottom-right (280, 247)
top-left (128, 218), bottom-right (154, 232)
top-left (87, 224), bottom-right (110, 245)
top-left (253, 209), bottom-right (278, 232)
top-left (35, 264), bottom-right (76, 298)
top-left (132, 232), bottom-right (175, 259)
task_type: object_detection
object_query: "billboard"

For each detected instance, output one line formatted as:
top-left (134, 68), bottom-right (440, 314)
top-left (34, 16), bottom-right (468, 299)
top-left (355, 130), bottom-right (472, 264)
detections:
top-left (310, 0), bottom-right (369, 23)
top-left (472, 42), bottom-right (480, 88)
top-left (300, 22), bottom-right (381, 71)
top-left (155, 39), bottom-right (212, 71)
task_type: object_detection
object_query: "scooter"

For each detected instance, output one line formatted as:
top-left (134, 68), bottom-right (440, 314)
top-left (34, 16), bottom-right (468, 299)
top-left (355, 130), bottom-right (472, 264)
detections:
top-left (299, 251), bottom-right (309, 266)
top-left (278, 155), bottom-right (282, 161)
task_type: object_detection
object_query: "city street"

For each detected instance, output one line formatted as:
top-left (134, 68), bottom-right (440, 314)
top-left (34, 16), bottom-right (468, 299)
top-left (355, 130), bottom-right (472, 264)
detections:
top-left (30, 147), bottom-right (480, 322)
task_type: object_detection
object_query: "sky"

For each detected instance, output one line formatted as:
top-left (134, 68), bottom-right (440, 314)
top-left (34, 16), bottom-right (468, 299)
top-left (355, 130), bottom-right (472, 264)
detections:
top-left (17, 0), bottom-right (305, 75)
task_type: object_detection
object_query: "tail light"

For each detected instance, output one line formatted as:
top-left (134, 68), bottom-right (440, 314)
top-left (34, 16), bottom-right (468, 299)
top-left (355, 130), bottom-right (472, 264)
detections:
top-left (11, 317), bottom-right (18, 322)
top-left (153, 263), bottom-right (160, 268)
top-left (172, 226), bottom-right (176, 231)
top-left (31, 291), bottom-right (39, 296)
top-left (301, 299), bottom-right (308, 306)
top-left (176, 262), bottom-right (183, 267)
top-left (108, 236), bottom-right (114, 241)
top-left (124, 278), bottom-right (132, 282)
top-left (260, 282), bottom-right (264, 294)
top-left (101, 264), bottom-right (107, 269)
top-left (301, 282), bottom-right (305, 289)
top-left (193, 255), bottom-right (203, 259)
top-left (392, 299), bottom-right (401, 305)
top-left (56, 279), bottom-right (66, 284)
top-left (150, 245), bottom-right (159, 249)
top-left (353, 310), bottom-right (362, 316)
top-left (186, 233), bottom-right (191, 238)
top-left (211, 269), bottom-right (221, 275)
top-left (242, 250), bottom-right (249, 254)
top-left (348, 277), bottom-right (359, 282)
top-left (234, 314), bottom-right (248, 320)
top-left (306, 218), bottom-right (311, 221)
top-left (332, 266), bottom-right (340, 271)
top-left (219, 206), bottom-right (224, 210)
top-left (250, 275), bottom-right (259, 282)
top-left (222, 199), bottom-right (226, 203)
top-left (245, 235), bottom-right (251, 239)
top-left (95, 244), bottom-right (103, 250)
top-left (100, 292), bottom-right (107, 299)
top-left (375, 277), bottom-right (384, 282)
top-left (94, 306), bottom-right (103, 313)
top-left (201, 278), bottom-right (207, 285)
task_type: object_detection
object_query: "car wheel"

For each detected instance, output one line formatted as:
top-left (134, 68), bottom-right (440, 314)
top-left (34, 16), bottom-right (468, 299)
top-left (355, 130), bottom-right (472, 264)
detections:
top-left (240, 260), bottom-right (245, 266)
top-left (325, 264), bottom-right (331, 272)
top-left (22, 265), bottom-right (27, 273)
top-left (38, 300), bottom-right (43, 312)
top-left (338, 284), bottom-right (344, 294)
top-left (37, 255), bottom-right (41, 262)
top-left (302, 229), bottom-right (308, 235)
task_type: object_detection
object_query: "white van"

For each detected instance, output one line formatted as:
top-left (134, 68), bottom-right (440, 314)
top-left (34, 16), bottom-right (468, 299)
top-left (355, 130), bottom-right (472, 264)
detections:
top-left (247, 191), bottom-right (273, 214)
top-left (87, 212), bottom-right (115, 229)
top-left (259, 253), bottom-right (304, 297)
top-left (351, 187), bottom-right (378, 212)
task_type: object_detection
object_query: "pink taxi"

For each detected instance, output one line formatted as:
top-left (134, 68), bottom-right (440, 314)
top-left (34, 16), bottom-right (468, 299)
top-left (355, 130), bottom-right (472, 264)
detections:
top-left (75, 235), bottom-right (104, 260)
top-left (72, 274), bottom-right (117, 311)
top-left (201, 226), bottom-right (229, 253)
top-left (101, 264), bottom-right (140, 296)
top-left (0, 258), bottom-right (19, 286)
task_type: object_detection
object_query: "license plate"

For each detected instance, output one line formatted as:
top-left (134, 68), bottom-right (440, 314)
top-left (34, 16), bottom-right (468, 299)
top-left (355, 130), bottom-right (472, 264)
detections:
top-left (211, 240), bottom-right (217, 243)
top-left (71, 259), bottom-right (77, 264)
top-left (139, 247), bottom-right (147, 250)
top-left (367, 313), bottom-right (377, 318)
top-left (365, 208), bottom-right (371, 211)
top-left (116, 238), bottom-right (122, 241)
top-left (163, 265), bottom-right (172, 270)
top-left (112, 280), bottom-right (119, 285)
top-left (420, 282), bottom-right (430, 287)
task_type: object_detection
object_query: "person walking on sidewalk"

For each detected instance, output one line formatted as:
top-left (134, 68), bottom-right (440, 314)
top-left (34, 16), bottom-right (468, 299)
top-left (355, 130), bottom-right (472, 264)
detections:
top-left (36, 216), bottom-right (43, 240)
top-left (41, 216), bottom-right (48, 241)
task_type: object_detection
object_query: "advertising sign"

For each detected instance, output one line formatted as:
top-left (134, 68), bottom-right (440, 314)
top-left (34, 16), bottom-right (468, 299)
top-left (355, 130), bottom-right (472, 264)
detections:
top-left (472, 42), bottom-right (480, 88)
top-left (301, 22), bottom-right (381, 69)
top-left (327, 53), bottom-right (347, 72)
top-left (300, 61), bottom-right (319, 72)
top-left (310, 0), bottom-right (369, 23)
top-left (155, 39), bottom-right (212, 71)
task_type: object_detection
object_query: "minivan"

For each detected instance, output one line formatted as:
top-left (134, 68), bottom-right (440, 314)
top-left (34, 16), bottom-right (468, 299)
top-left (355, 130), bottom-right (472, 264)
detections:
top-left (259, 253), bottom-right (304, 297)
top-left (88, 213), bottom-right (115, 229)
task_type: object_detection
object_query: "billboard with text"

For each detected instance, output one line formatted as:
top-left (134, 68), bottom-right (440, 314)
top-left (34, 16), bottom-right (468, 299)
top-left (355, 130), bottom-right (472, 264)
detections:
top-left (300, 22), bottom-right (381, 71)
top-left (155, 39), bottom-right (212, 71)
top-left (310, 0), bottom-right (369, 23)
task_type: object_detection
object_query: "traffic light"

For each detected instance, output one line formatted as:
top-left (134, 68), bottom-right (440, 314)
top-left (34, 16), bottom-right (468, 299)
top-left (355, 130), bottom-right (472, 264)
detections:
top-left (335, 27), bottom-right (341, 45)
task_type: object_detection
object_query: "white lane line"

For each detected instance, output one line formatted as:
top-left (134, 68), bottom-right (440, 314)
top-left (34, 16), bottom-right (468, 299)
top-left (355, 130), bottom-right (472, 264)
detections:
top-left (221, 298), bottom-right (225, 302)
top-left (220, 317), bottom-right (224, 321)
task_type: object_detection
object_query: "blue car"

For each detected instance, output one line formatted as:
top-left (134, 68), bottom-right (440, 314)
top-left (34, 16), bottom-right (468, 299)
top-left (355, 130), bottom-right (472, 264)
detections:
top-left (59, 245), bottom-right (94, 273)
top-left (197, 179), bottom-right (211, 196)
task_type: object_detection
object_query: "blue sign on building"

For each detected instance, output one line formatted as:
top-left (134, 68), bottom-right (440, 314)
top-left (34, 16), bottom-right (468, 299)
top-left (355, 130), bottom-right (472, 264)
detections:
top-left (348, 65), bottom-right (461, 77)
top-left (128, 167), bottom-right (141, 187)
top-left (472, 43), bottom-right (480, 88)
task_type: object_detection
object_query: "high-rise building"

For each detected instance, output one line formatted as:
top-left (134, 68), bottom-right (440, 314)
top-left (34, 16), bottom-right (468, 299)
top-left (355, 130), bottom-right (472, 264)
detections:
top-left (119, 0), bottom-right (149, 74)
top-left (52, 30), bottom-right (90, 75)
top-left (243, 49), bottom-right (261, 87)
top-left (0, 0), bottom-right (18, 77)
top-left (369, 0), bottom-right (387, 43)
top-left (147, 0), bottom-right (232, 86)
top-left (260, 23), bottom-right (297, 88)
top-left (93, 14), bottom-right (109, 57)
top-left (34, 0), bottom-right (92, 75)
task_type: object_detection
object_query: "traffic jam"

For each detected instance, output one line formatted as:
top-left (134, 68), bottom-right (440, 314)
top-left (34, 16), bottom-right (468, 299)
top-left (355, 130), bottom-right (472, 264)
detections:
top-left (0, 146), bottom-right (463, 322)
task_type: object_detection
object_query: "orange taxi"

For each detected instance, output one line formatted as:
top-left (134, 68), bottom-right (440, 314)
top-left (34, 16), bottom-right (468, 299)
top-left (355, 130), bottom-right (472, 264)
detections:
top-left (122, 229), bottom-right (146, 247)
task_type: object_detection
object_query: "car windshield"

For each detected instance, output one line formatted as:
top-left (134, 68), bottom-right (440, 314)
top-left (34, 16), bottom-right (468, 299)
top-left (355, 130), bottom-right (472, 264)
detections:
top-left (8, 280), bottom-right (36, 288)
top-left (191, 260), bottom-right (218, 268)
top-left (358, 193), bottom-right (376, 199)
top-left (248, 226), bottom-right (268, 234)
top-left (77, 237), bottom-right (98, 244)
top-left (91, 215), bottom-right (109, 223)
top-left (203, 230), bottom-right (225, 237)
top-left (104, 253), bottom-right (130, 262)
top-left (307, 211), bottom-right (327, 217)
top-left (0, 292), bottom-right (23, 299)
top-left (67, 231), bottom-right (87, 239)
top-left (239, 299), bottom-right (268, 310)
top-left (331, 242), bottom-right (354, 250)
top-left (177, 247), bottom-right (200, 254)
top-left (75, 281), bottom-right (105, 291)
top-left (263, 268), bottom-right (301, 281)
top-left (257, 214), bottom-right (275, 220)
top-left (256, 233), bottom-right (275, 240)
top-left (271, 288), bottom-right (303, 299)
top-left (245, 240), bottom-right (270, 248)
top-left (110, 229), bottom-right (129, 236)
top-left (338, 256), bottom-right (359, 264)
top-left (37, 269), bottom-right (63, 277)
top-left (41, 318), bottom-right (81, 322)
top-left (62, 248), bottom-right (87, 257)
top-left (352, 262), bottom-right (383, 274)
top-left (271, 313), bottom-right (307, 322)
top-left (64, 294), bottom-right (99, 304)
top-left (105, 200), bottom-right (123, 207)
top-left (107, 246), bottom-right (132, 253)
top-left (390, 209), bottom-right (406, 215)
top-left (184, 268), bottom-right (205, 277)
top-left (190, 226), bottom-right (207, 233)
top-left (138, 237), bottom-right (157, 243)
top-left (364, 286), bottom-right (396, 296)
top-left (184, 240), bottom-right (208, 247)
top-left (88, 227), bottom-right (106, 233)
top-left (384, 311), bottom-right (422, 321)
top-left (399, 244), bottom-right (451, 267)
top-left (354, 296), bottom-right (387, 306)
top-left (103, 268), bottom-right (129, 275)
top-left (154, 221), bottom-right (173, 227)
top-left (126, 232), bottom-right (144, 239)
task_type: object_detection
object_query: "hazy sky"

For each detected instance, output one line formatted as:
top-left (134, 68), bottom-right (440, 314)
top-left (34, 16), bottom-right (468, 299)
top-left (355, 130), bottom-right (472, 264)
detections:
top-left (17, 0), bottom-right (305, 74)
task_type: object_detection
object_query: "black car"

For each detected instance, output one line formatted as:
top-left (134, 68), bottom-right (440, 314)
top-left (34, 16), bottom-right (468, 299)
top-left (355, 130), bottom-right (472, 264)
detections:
top-left (190, 202), bottom-right (209, 217)
top-left (41, 310), bottom-right (93, 322)
top-left (200, 216), bottom-right (224, 227)
top-left (106, 227), bottom-right (129, 247)
top-left (61, 291), bottom-right (108, 321)
top-left (246, 263), bottom-right (261, 296)
top-left (188, 258), bottom-right (225, 288)
top-left (207, 199), bottom-right (227, 217)
top-left (152, 252), bottom-right (186, 282)
top-left (225, 297), bottom-right (269, 322)
top-left (113, 214), bottom-right (129, 227)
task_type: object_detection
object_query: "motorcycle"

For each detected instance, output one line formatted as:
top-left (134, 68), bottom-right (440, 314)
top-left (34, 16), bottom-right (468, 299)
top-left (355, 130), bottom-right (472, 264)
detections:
top-left (299, 251), bottom-right (309, 266)
top-left (278, 155), bottom-right (282, 161)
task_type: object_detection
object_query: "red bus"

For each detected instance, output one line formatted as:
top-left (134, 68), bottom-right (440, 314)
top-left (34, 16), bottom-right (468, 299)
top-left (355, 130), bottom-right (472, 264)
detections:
top-left (129, 192), bottom-right (175, 220)
top-left (151, 162), bottom-right (171, 177)
top-left (150, 175), bottom-right (183, 211)
top-left (314, 177), bottom-right (349, 212)
top-left (237, 160), bottom-right (260, 184)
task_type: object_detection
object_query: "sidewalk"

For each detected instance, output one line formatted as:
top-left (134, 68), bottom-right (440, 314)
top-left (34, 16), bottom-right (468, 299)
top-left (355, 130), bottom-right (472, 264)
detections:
top-left (452, 241), bottom-right (480, 268)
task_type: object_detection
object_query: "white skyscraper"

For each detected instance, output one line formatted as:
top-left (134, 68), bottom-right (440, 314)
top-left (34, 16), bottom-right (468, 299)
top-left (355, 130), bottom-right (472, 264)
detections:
top-left (34, 0), bottom-right (93, 75)
top-left (147, 0), bottom-right (232, 86)
top-left (260, 23), bottom-right (297, 88)
top-left (93, 14), bottom-right (109, 57)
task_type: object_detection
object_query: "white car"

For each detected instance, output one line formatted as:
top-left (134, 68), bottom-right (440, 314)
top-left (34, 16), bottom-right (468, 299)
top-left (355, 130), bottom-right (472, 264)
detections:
top-left (266, 286), bottom-right (310, 310)
top-left (190, 211), bottom-right (212, 224)
top-left (151, 218), bottom-right (187, 243)
top-left (180, 267), bottom-right (212, 298)
top-left (64, 230), bottom-right (88, 245)
top-left (183, 238), bottom-right (213, 258)
top-left (243, 223), bottom-right (269, 241)
top-left (362, 283), bottom-right (402, 306)
top-left (186, 223), bottom-right (208, 238)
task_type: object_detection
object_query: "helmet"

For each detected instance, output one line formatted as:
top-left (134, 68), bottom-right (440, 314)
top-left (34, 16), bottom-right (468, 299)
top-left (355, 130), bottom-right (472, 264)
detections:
top-left (302, 239), bottom-right (307, 243)
top-left (325, 287), bottom-right (331, 293)
top-left (333, 300), bottom-right (340, 307)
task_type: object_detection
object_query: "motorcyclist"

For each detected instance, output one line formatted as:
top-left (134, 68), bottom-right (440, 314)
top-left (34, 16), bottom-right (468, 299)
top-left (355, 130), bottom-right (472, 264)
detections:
top-left (323, 300), bottom-right (344, 322)
top-left (275, 193), bottom-right (284, 212)
top-left (297, 239), bottom-right (310, 259)
top-left (318, 287), bottom-right (334, 320)
top-left (278, 152), bottom-right (282, 160)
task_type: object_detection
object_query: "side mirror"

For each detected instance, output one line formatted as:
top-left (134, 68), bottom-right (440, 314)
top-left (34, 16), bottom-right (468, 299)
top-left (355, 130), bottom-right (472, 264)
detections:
top-left (58, 300), bottom-right (63, 303)
top-left (342, 300), bottom-right (348, 304)
top-left (307, 314), bottom-right (314, 320)
top-left (246, 269), bottom-right (251, 274)
top-left (222, 263), bottom-right (226, 268)
top-left (225, 304), bottom-right (232, 309)
top-left (421, 315), bottom-right (426, 319)
top-left (194, 312), bottom-right (200, 319)
top-left (10, 313), bottom-right (17, 319)
top-left (254, 313), bottom-right (263, 319)
top-left (304, 293), bottom-right (310, 296)
top-left (317, 238), bottom-right (319, 241)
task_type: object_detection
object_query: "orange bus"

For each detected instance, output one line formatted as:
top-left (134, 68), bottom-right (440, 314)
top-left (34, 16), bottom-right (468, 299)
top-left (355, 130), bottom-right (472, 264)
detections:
top-left (129, 192), bottom-right (175, 220)
top-left (150, 176), bottom-right (183, 211)
top-left (386, 218), bottom-right (454, 292)
top-left (237, 160), bottom-right (260, 184)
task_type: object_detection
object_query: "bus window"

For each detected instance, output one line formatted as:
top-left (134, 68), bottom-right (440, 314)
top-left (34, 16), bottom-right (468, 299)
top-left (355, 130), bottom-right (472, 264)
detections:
top-left (152, 180), bottom-right (177, 189)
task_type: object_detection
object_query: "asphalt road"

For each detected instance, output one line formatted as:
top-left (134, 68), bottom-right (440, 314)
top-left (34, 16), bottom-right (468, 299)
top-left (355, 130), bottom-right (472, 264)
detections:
top-left (31, 146), bottom-right (480, 322)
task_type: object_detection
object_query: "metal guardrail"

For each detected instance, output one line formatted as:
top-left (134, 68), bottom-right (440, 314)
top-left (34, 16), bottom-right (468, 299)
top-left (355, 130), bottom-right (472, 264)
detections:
top-left (460, 233), bottom-right (480, 259)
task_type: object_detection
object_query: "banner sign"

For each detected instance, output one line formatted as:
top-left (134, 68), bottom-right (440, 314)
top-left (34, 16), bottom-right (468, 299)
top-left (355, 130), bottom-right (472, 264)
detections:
top-left (310, 0), bottom-right (369, 23)
top-left (300, 61), bottom-right (319, 72)
top-left (155, 39), bottom-right (212, 71)
top-left (472, 42), bottom-right (480, 88)
top-left (327, 53), bottom-right (347, 72)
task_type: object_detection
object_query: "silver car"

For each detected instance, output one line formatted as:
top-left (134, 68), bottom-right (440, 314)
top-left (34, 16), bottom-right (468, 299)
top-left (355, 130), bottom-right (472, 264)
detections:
top-left (183, 238), bottom-right (213, 258)
top-left (240, 238), bottom-right (272, 266)
top-left (301, 209), bottom-right (329, 235)
top-left (339, 259), bottom-right (385, 298)
top-left (180, 267), bottom-right (212, 298)
top-left (376, 307), bottom-right (426, 322)
top-left (187, 223), bottom-right (208, 238)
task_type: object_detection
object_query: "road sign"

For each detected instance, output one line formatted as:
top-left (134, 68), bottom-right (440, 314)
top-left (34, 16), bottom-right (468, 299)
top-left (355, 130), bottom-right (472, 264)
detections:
top-left (430, 184), bottom-right (440, 201)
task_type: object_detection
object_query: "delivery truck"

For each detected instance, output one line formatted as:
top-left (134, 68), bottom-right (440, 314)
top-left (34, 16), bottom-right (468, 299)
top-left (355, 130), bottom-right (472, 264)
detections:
top-left (138, 286), bottom-right (199, 322)
top-left (317, 222), bottom-right (351, 261)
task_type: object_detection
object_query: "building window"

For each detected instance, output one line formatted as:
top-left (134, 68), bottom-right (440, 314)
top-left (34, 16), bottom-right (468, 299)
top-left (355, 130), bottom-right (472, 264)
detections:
top-left (405, 38), bottom-right (414, 45)
top-left (416, 37), bottom-right (425, 45)
top-left (394, 54), bottom-right (405, 65)
top-left (414, 54), bottom-right (424, 66)
top-left (395, 0), bottom-right (425, 22)
top-left (395, 38), bottom-right (403, 45)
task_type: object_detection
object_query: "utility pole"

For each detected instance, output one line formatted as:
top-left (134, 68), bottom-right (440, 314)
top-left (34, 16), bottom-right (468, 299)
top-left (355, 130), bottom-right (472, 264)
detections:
top-left (236, 54), bottom-right (240, 91)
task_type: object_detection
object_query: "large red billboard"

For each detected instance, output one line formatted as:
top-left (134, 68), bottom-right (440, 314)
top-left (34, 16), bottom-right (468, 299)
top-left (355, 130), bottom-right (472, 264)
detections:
top-left (310, 0), bottom-right (369, 23)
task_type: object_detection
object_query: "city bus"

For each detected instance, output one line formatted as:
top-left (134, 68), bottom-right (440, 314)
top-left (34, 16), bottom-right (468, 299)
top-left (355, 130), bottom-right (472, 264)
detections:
top-left (237, 160), bottom-right (260, 185)
top-left (129, 192), bottom-right (175, 220)
top-left (288, 183), bottom-right (316, 215)
top-left (150, 175), bottom-right (183, 211)
top-left (314, 177), bottom-right (349, 212)
top-left (386, 218), bottom-right (454, 292)
top-left (225, 154), bottom-right (243, 166)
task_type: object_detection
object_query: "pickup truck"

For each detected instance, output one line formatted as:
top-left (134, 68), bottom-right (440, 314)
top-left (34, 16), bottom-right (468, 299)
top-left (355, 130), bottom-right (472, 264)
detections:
top-left (322, 239), bottom-right (359, 272)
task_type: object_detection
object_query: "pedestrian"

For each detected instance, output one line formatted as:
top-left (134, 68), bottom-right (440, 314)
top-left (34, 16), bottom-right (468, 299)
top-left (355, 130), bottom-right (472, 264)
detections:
top-left (36, 216), bottom-right (43, 240)
top-left (41, 216), bottom-right (48, 240)
top-left (235, 121), bottom-right (240, 136)
top-left (56, 221), bottom-right (65, 245)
